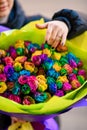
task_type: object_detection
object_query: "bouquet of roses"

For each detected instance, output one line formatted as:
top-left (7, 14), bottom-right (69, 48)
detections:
top-left (0, 19), bottom-right (87, 122)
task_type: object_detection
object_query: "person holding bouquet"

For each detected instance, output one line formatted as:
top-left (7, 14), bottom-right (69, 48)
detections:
top-left (0, 0), bottom-right (87, 130)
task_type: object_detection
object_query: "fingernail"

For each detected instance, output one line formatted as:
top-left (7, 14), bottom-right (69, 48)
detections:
top-left (61, 43), bottom-right (64, 46)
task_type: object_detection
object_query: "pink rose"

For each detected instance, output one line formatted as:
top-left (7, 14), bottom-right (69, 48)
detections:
top-left (4, 56), bottom-right (14, 65)
top-left (18, 75), bottom-right (28, 85)
top-left (27, 76), bottom-right (38, 93)
top-left (0, 73), bottom-right (7, 82)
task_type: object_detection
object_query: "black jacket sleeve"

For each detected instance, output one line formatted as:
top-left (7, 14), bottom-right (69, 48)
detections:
top-left (52, 9), bottom-right (87, 39)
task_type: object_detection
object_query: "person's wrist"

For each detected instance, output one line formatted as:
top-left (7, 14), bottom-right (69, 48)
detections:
top-left (52, 17), bottom-right (71, 32)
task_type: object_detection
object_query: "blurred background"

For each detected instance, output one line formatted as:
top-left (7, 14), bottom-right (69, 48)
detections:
top-left (18, 0), bottom-right (87, 130)
top-left (18, 0), bottom-right (87, 17)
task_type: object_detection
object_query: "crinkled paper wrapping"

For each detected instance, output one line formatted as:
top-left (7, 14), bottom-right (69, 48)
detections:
top-left (0, 19), bottom-right (87, 121)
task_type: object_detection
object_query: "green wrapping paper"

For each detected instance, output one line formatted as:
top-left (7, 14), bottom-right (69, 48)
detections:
top-left (0, 19), bottom-right (87, 115)
top-left (0, 19), bottom-right (46, 50)
top-left (66, 31), bottom-right (87, 71)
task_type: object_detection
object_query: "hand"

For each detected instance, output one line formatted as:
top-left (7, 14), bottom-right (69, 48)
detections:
top-left (11, 117), bottom-right (25, 124)
top-left (36, 20), bottom-right (69, 48)
top-left (9, 117), bottom-right (34, 130)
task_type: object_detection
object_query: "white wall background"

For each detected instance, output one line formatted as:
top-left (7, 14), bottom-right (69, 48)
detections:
top-left (18, 0), bottom-right (87, 18)
top-left (18, 1), bottom-right (87, 130)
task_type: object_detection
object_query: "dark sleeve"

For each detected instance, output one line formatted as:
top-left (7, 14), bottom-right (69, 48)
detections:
top-left (52, 9), bottom-right (87, 39)
top-left (0, 114), bottom-right (11, 129)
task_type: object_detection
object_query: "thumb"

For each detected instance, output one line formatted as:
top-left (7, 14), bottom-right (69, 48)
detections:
top-left (35, 22), bottom-right (48, 29)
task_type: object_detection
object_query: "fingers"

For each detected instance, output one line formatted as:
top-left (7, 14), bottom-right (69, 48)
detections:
top-left (60, 33), bottom-right (67, 46)
top-left (47, 28), bottom-right (63, 48)
top-left (45, 24), bottom-right (54, 44)
top-left (36, 22), bottom-right (52, 43)
top-left (48, 32), bottom-right (67, 48)
top-left (11, 117), bottom-right (25, 124)
top-left (48, 28), bottom-right (59, 45)
top-left (45, 23), bottom-right (65, 48)
top-left (36, 23), bottom-right (54, 43)
top-left (51, 37), bottom-right (61, 48)
top-left (11, 117), bottom-right (19, 124)
top-left (36, 21), bottom-right (68, 49)
top-left (47, 30), bottom-right (68, 48)
top-left (35, 23), bottom-right (48, 29)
